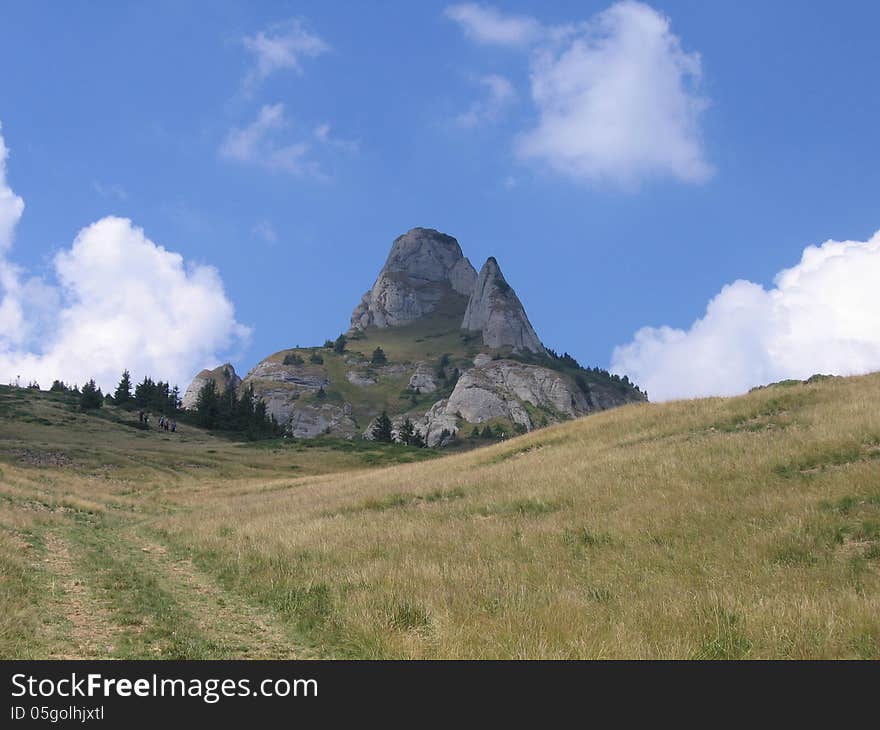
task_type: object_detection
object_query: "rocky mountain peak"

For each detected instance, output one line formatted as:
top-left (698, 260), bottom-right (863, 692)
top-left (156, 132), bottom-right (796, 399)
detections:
top-left (351, 227), bottom-right (477, 330)
top-left (462, 257), bottom-right (544, 353)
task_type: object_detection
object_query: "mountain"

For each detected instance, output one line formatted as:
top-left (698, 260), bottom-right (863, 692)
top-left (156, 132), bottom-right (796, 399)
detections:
top-left (184, 227), bottom-right (646, 444)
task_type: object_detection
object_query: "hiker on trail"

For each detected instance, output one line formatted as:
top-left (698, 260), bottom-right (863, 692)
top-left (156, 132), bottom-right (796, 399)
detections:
top-left (138, 411), bottom-right (144, 423)
top-left (159, 415), bottom-right (165, 429)
top-left (171, 421), bottom-right (177, 433)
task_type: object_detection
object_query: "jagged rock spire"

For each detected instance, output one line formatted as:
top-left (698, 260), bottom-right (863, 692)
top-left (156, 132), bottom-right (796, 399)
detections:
top-left (462, 257), bottom-right (543, 353)
top-left (351, 227), bottom-right (477, 329)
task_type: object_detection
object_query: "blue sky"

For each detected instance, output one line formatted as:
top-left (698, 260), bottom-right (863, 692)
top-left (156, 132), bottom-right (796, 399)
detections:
top-left (2, 1), bottom-right (880, 398)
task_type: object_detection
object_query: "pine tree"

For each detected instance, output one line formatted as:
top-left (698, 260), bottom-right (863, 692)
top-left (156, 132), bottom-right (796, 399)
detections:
top-left (79, 379), bottom-right (103, 411)
top-left (114, 369), bottom-right (133, 405)
top-left (398, 418), bottom-right (415, 445)
top-left (195, 379), bottom-right (219, 428)
top-left (333, 334), bottom-right (347, 354)
top-left (371, 347), bottom-right (387, 365)
top-left (371, 411), bottom-right (393, 443)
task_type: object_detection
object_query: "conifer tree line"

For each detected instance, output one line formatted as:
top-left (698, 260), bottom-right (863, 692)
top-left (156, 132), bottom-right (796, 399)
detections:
top-left (43, 369), bottom-right (281, 439)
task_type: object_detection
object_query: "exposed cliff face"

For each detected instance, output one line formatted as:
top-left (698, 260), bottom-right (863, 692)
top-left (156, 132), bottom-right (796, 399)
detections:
top-left (181, 363), bottom-right (241, 410)
top-left (350, 227), bottom-right (477, 329)
top-left (461, 257), bottom-right (543, 353)
top-left (235, 355), bottom-right (359, 438)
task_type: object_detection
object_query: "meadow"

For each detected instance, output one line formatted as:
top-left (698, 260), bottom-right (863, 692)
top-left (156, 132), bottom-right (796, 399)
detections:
top-left (1, 373), bottom-right (878, 659)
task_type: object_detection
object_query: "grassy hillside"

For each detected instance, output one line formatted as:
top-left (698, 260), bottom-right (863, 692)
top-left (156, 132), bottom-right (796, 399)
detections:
top-left (1, 374), bottom-right (878, 658)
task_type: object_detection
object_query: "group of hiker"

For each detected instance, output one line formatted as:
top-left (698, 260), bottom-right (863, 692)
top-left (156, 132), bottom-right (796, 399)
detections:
top-left (138, 411), bottom-right (177, 432)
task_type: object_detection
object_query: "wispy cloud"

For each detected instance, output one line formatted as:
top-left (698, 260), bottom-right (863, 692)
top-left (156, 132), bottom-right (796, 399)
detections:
top-left (91, 181), bottom-right (128, 200)
top-left (455, 74), bottom-right (516, 127)
top-left (251, 220), bottom-right (278, 244)
top-left (242, 18), bottom-right (329, 91)
top-left (313, 123), bottom-right (359, 153)
top-left (445, 4), bottom-right (542, 46)
top-left (219, 104), bottom-right (322, 178)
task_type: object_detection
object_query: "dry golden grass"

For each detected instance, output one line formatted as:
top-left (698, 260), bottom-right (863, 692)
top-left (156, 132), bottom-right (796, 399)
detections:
top-left (2, 374), bottom-right (879, 658)
top-left (155, 373), bottom-right (880, 658)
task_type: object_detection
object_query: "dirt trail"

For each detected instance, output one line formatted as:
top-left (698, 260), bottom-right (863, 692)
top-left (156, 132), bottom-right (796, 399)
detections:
top-left (42, 532), bottom-right (121, 659)
top-left (130, 533), bottom-right (310, 659)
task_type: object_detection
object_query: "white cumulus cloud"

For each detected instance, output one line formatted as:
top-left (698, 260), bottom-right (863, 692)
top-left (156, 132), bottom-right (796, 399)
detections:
top-left (611, 231), bottom-right (880, 401)
top-left (0, 127), bottom-right (249, 392)
top-left (447, 1), bottom-right (711, 186)
top-left (0, 124), bottom-right (27, 343)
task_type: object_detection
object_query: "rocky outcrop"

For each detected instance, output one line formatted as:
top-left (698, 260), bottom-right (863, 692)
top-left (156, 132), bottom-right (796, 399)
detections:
top-left (421, 356), bottom-right (590, 432)
top-left (351, 228), bottom-right (477, 329)
top-left (408, 362), bottom-right (439, 394)
top-left (417, 399), bottom-right (461, 447)
top-left (239, 356), bottom-right (344, 436)
top-left (245, 359), bottom-right (328, 390)
top-left (449, 359), bottom-right (587, 426)
top-left (462, 257), bottom-right (543, 353)
top-left (284, 402), bottom-right (358, 439)
top-left (181, 363), bottom-right (241, 410)
top-left (346, 371), bottom-right (377, 387)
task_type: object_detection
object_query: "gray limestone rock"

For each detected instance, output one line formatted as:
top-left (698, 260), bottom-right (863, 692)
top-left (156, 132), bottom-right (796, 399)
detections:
top-left (408, 362), bottom-right (439, 394)
top-left (181, 363), bottom-right (241, 410)
top-left (428, 359), bottom-right (590, 431)
top-left (351, 228), bottom-right (477, 330)
top-left (462, 257), bottom-right (543, 353)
